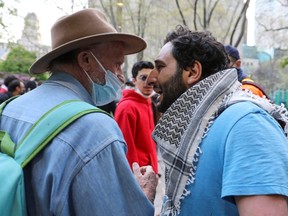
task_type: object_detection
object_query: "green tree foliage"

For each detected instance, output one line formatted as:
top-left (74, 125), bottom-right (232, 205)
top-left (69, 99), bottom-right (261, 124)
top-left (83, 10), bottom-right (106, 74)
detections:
top-left (281, 57), bottom-right (288, 68)
top-left (0, 0), bottom-right (18, 41)
top-left (0, 44), bottom-right (37, 74)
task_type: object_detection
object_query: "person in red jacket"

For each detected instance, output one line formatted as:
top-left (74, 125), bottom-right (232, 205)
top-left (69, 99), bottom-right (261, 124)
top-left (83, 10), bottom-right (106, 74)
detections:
top-left (115, 61), bottom-right (158, 174)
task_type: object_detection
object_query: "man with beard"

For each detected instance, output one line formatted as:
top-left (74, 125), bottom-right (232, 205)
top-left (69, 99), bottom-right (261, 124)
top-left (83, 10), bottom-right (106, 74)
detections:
top-left (148, 25), bottom-right (288, 215)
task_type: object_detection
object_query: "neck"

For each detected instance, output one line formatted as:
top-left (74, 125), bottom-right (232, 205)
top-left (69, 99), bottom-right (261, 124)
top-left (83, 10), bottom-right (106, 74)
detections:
top-left (56, 64), bottom-right (92, 95)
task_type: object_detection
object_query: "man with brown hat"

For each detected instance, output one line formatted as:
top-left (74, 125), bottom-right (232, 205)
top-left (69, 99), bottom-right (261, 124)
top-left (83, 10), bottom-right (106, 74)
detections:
top-left (0, 8), bottom-right (157, 215)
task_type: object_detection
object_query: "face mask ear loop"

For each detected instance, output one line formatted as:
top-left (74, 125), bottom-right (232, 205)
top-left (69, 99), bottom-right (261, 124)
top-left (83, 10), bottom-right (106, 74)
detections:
top-left (81, 68), bottom-right (96, 101)
top-left (89, 51), bottom-right (107, 75)
top-left (82, 68), bottom-right (93, 84)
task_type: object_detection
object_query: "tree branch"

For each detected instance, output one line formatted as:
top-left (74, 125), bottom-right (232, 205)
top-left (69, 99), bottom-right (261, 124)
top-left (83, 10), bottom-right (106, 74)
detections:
top-left (203, 0), bottom-right (206, 29)
top-left (207, 0), bottom-right (219, 25)
top-left (277, 0), bottom-right (288, 7)
top-left (175, 0), bottom-right (187, 26)
top-left (230, 0), bottom-right (250, 45)
top-left (234, 11), bottom-right (247, 47)
top-left (125, 1), bottom-right (137, 34)
top-left (193, 0), bottom-right (198, 30)
top-left (258, 22), bottom-right (288, 31)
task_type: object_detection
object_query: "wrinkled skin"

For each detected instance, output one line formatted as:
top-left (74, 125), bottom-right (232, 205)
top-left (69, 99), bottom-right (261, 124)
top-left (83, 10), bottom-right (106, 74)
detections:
top-left (132, 162), bottom-right (158, 203)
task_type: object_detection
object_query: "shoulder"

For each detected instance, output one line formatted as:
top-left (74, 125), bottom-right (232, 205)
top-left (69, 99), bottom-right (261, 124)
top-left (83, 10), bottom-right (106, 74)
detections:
top-left (219, 101), bottom-right (267, 122)
top-left (71, 111), bottom-right (121, 136)
top-left (55, 110), bottom-right (126, 160)
top-left (213, 101), bottom-right (286, 142)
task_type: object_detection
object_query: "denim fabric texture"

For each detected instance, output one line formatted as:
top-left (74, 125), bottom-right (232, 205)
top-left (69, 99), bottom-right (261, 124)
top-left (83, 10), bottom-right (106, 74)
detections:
top-left (1, 72), bottom-right (154, 216)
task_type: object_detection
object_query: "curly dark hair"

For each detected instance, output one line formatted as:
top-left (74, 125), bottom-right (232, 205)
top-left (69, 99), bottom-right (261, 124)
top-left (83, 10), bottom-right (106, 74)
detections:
top-left (164, 25), bottom-right (229, 79)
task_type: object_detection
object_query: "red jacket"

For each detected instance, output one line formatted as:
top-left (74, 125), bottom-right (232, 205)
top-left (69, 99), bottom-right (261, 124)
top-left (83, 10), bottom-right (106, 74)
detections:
top-left (114, 89), bottom-right (158, 173)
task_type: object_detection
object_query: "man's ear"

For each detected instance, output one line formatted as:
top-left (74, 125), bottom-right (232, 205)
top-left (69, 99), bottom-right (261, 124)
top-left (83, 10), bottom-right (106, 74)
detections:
top-left (77, 51), bottom-right (91, 70)
top-left (15, 86), bottom-right (21, 93)
top-left (132, 77), bottom-right (137, 84)
top-left (185, 60), bottom-right (202, 87)
top-left (235, 59), bottom-right (241, 68)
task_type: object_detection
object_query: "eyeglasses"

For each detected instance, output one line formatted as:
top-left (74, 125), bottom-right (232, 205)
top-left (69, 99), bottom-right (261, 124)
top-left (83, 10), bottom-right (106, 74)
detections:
top-left (138, 75), bottom-right (148, 82)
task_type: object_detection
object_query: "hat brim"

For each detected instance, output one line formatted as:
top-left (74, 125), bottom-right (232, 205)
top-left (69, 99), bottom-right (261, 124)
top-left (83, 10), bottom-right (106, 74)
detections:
top-left (29, 33), bottom-right (146, 74)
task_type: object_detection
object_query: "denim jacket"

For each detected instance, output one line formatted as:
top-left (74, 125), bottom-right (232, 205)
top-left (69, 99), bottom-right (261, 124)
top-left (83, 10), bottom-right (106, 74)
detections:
top-left (1, 72), bottom-right (154, 216)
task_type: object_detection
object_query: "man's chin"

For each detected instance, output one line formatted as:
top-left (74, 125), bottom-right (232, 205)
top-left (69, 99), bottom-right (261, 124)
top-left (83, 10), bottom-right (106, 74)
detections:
top-left (157, 94), bottom-right (182, 113)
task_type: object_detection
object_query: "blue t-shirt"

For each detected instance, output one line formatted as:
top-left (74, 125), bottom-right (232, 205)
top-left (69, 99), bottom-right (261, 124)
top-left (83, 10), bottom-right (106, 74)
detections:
top-left (179, 102), bottom-right (288, 216)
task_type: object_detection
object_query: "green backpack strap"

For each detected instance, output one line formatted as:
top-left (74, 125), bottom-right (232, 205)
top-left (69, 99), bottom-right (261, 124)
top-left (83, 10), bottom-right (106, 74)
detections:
top-left (16, 100), bottom-right (109, 167)
top-left (1, 99), bottom-right (108, 168)
top-left (0, 96), bottom-right (20, 157)
top-left (0, 96), bottom-right (19, 116)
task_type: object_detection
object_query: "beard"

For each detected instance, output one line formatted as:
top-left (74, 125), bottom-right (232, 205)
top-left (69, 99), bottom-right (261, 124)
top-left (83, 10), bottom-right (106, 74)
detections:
top-left (157, 68), bottom-right (187, 113)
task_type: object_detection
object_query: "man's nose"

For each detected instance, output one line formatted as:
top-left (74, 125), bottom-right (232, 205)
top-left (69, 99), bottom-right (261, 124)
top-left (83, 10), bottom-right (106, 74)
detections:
top-left (145, 69), bottom-right (159, 87)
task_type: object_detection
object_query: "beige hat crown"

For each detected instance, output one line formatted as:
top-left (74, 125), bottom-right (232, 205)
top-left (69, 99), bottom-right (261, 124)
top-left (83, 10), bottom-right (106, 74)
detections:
top-left (29, 8), bottom-right (146, 74)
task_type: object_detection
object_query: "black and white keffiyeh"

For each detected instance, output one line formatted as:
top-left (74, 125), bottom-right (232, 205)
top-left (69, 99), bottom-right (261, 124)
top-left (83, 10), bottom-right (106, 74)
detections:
top-left (152, 69), bottom-right (288, 215)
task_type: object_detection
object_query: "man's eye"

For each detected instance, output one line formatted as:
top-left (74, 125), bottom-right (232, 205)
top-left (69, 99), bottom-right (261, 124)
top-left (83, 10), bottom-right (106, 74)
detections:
top-left (156, 65), bottom-right (163, 71)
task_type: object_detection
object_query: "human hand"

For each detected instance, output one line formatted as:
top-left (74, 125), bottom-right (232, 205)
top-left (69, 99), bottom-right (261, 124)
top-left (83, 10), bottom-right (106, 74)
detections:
top-left (132, 162), bottom-right (158, 203)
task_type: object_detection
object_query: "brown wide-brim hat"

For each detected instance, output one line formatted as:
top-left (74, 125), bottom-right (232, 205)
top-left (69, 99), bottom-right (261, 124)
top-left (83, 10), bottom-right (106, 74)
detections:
top-left (29, 8), bottom-right (147, 74)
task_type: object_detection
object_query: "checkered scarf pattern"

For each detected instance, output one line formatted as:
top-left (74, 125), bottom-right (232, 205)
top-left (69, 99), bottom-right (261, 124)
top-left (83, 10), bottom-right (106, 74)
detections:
top-left (153, 68), bottom-right (288, 215)
top-left (152, 69), bottom-right (240, 215)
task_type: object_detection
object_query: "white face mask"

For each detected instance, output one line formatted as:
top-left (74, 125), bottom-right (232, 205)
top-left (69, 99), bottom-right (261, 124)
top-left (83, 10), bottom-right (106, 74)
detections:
top-left (83, 51), bottom-right (123, 106)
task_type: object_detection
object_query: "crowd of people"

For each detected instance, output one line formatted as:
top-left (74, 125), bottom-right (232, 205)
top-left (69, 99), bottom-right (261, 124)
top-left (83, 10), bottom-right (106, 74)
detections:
top-left (0, 75), bottom-right (38, 103)
top-left (0, 7), bottom-right (287, 216)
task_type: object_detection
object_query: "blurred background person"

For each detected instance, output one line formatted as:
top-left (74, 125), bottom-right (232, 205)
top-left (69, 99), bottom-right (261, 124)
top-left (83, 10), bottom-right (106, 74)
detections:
top-left (0, 75), bottom-right (18, 93)
top-left (24, 80), bottom-right (38, 92)
top-left (0, 78), bottom-right (25, 103)
top-left (225, 45), bottom-right (268, 98)
top-left (114, 60), bottom-right (158, 174)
